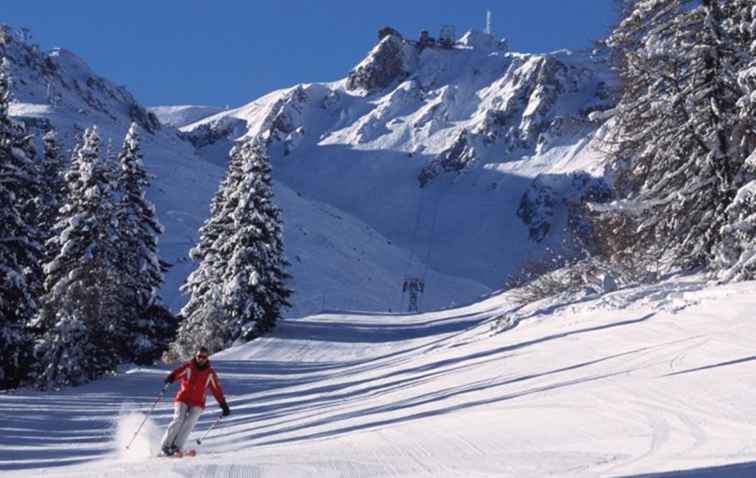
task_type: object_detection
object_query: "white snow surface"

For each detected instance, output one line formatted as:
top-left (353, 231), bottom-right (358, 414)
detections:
top-left (3, 276), bottom-right (756, 477)
top-left (148, 105), bottom-right (225, 128)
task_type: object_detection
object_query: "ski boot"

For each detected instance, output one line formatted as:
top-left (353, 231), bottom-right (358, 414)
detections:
top-left (161, 444), bottom-right (181, 457)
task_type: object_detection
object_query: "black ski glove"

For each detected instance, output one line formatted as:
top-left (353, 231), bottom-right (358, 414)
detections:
top-left (220, 402), bottom-right (230, 417)
top-left (164, 375), bottom-right (173, 384)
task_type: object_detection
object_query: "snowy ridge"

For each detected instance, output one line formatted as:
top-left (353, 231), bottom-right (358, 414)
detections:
top-left (3, 277), bottom-right (756, 476)
top-left (181, 29), bottom-right (615, 296)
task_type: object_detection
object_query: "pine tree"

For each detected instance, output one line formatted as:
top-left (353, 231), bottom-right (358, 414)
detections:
top-left (114, 123), bottom-right (167, 362)
top-left (599, 0), bottom-right (750, 272)
top-left (0, 58), bottom-right (38, 389)
top-left (166, 147), bottom-right (238, 360)
top-left (26, 129), bottom-right (67, 340)
top-left (38, 130), bottom-right (67, 238)
top-left (725, 1), bottom-right (756, 161)
top-left (169, 139), bottom-right (290, 359)
top-left (36, 126), bottom-right (123, 388)
top-left (219, 140), bottom-right (291, 340)
top-left (714, 2), bottom-right (756, 280)
top-left (170, 141), bottom-right (249, 359)
top-left (670, 0), bottom-right (743, 259)
top-left (116, 123), bottom-right (164, 309)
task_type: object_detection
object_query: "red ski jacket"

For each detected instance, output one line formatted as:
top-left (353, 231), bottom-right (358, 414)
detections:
top-left (167, 358), bottom-right (226, 409)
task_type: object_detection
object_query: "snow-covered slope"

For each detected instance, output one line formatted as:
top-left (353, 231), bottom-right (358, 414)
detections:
top-left (181, 29), bottom-right (615, 297)
top-left (2, 26), bottom-right (488, 315)
top-left (149, 105), bottom-right (225, 128)
top-left (3, 276), bottom-right (756, 477)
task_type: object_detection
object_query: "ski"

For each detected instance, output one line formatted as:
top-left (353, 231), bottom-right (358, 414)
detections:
top-left (159, 448), bottom-right (196, 458)
top-left (173, 449), bottom-right (197, 458)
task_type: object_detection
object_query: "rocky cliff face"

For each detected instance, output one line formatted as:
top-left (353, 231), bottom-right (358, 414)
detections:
top-left (517, 172), bottom-right (612, 243)
top-left (346, 32), bottom-right (413, 93)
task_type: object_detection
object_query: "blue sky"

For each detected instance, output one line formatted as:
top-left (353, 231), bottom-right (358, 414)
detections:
top-left (3, 1), bottom-right (616, 108)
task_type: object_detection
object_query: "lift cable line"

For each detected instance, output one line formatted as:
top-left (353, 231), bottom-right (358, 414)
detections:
top-left (417, 178), bottom-right (454, 312)
top-left (400, 177), bottom-right (451, 313)
top-left (398, 182), bottom-right (427, 312)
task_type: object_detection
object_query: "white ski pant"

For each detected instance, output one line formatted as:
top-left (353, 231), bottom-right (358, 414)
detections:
top-left (161, 402), bottom-right (203, 450)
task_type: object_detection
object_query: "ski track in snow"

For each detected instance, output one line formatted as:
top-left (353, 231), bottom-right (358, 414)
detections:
top-left (3, 277), bottom-right (756, 477)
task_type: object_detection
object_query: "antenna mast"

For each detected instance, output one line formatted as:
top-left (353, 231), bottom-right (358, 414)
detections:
top-left (485, 10), bottom-right (492, 35)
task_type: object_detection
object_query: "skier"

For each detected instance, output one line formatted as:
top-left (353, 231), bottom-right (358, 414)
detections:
top-left (160, 346), bottom-right (231, 456)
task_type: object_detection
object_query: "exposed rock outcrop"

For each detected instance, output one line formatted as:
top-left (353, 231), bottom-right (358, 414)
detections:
top-left (518, 173), bottom-right (612, 242)
top-left (418, 129), bottom-right (476, 187)
top-left (346, 33), bottom-right (412, 93)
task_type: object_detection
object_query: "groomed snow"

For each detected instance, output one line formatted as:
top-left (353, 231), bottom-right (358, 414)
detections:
top-left (3, 276), bottom-right (756, 477)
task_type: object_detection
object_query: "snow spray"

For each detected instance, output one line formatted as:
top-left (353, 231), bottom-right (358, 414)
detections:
top-left (114, 404), bottom-right (164, 460)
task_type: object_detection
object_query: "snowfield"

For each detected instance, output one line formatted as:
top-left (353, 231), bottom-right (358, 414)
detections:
top-left (3, 276), bottom-right (756, 477)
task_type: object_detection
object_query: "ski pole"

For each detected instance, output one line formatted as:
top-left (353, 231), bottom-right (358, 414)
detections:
top-left (125, 383), bottom-right (168, 450)
top-left (196, 415), bottom-right (223, 445)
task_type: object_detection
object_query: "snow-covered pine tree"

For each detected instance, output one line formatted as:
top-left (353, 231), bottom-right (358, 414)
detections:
top-left (219, 140), bottom-right (291, 341)
top-left (0, 58), bottom-right (39, 389)
top-left (26, 130), bottom-right (66, 339)
top-left (36, 130), bottom-right (67, 274)
top-left (38, 130), bottom-right (67, 237)
top-left (714, 2), bottom-right (756, 280)
top-left (167, 141), bottom-right (243, 359)
top-left (114, 123), bottom-right (168, 363)
top-left (116, 123), bottom-right (164, 309)
top-left (169, 139), bottom-right (290, 359)
top-left (597, 0), bottom-right (688, 268)
top-left (667, 0), bottom-right (743, 259)
top-left (724, 1), bottom-right (756, 162)
top-left (103, 136), bottom-right (120, 195)
top-left (36, 126), bottom-right (124, 388)
top-left (599, 0), bottom-right (748, 272)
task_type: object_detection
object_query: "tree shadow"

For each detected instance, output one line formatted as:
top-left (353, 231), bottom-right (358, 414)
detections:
top-left (617, 461), bottom-right (756, 477)
top-left (662, 355), bottom-right (756, 377)
top-left (217, 313), bottom-right (660, 447)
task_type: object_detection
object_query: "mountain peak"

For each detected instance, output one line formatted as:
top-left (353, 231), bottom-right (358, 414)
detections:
top-left (346, 30), bottom-right (413, 93)
top-left (346, 27), bottom-right (510, 94)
